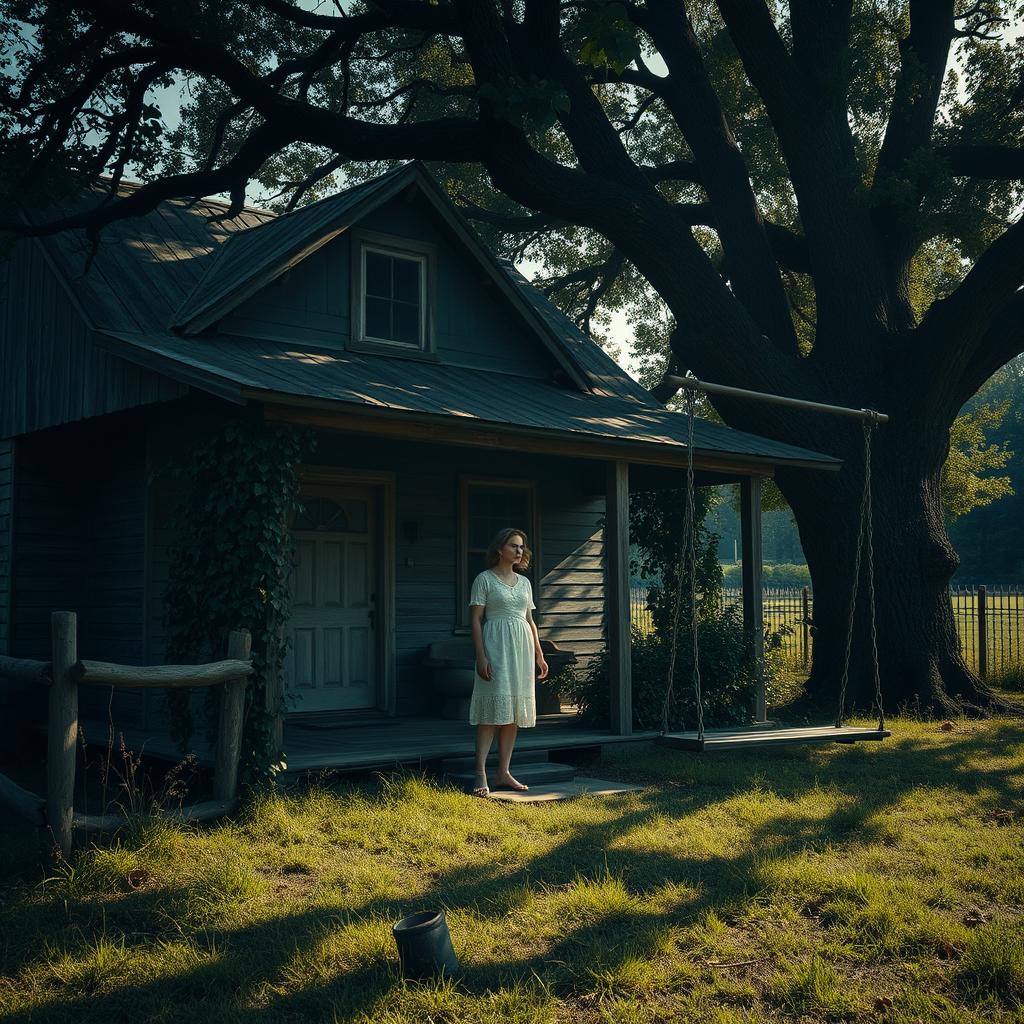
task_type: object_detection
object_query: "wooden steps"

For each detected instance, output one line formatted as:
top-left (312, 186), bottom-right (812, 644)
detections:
top-left (659, 725), bottom-right (890, 751)
top-left (438, 749), bottom-right (577, 792)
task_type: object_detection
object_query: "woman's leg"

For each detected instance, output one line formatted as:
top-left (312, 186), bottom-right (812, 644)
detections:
top-left (474, 724), bottom-right (497, 795)
top-left (494, 724), bottom-right (528, 790)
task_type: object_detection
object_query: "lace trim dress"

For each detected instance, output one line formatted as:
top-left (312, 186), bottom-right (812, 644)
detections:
top-left (468, 569), bottom-right (537, 727)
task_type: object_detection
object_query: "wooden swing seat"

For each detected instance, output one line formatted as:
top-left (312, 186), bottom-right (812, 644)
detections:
top-left (658, 724), bottom-right (890, 752)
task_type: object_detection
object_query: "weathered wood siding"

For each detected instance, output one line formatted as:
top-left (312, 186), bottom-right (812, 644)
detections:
top-left (218, 190), bottom-right (555, 380)
top-left (0, 239), bottom-right (188, 438)
top-left (0, 438), bottom-right (13, 745)
top-left (0, 440), bottom-right (12, 658)
top-left (9, 413), bottom-right (149, 735)
top-left (145, 402), bottom-right (607, 723)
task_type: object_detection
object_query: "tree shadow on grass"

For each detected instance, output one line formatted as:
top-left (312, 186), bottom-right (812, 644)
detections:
top-left (1, 722), bottom-right (1022, 1021)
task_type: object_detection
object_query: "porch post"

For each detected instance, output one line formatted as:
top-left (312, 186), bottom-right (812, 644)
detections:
top-left (740, 476), bottom-right (766, 723)
top-left (606, 460), bottom-right (632, 735)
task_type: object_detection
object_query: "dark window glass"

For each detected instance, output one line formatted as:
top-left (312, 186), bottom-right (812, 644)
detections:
top-left (392, 302), bottom-right (419, 344)
top-left (362, 246), bottom-right (423, 345)
top-left (392, 258), bottom-right (420, 303)
top-left (365, 250), bottom-right (391, 298)
top-left (468, 487), bottom-right (530, 549)
top-left (365, 296), bottom-right (390, 340)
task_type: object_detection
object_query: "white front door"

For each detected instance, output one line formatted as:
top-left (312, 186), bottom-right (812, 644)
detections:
top-left (284, 484), bottom-right (377, 712)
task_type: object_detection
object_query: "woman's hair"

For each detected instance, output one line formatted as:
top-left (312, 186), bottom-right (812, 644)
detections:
top-left (484, 527), bottom-right (532, 571)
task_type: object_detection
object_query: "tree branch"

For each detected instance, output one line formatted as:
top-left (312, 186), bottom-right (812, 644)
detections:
top-left (630, 0), bottom-right (799, 358)
top-left (715, 0), bottom-right (888, 346)
top-left (953, 290), bottom-right (1024, 410)
top-left (944, 144), bottom-right (1024, 179)
top-left (872, 0), bottom-right (955, 323)
top-left (913, 215), bottom-right (1024, 417)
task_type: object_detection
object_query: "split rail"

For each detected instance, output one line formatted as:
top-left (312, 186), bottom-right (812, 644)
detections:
top-left (0, 611), bottom-right (253, 860)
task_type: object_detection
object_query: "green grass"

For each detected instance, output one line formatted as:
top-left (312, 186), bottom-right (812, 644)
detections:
top-left (1, 716), bottom-right (1023, 1022)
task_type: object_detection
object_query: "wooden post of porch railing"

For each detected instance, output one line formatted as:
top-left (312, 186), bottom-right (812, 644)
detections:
top-left (47, 611), bottom-right (78, 860)
top-left (977, 585), bottom-right (988, 680)
top-left (801, 587), bottom-right (810, 669)
top-left (213, 629), bottom-right (251, 802)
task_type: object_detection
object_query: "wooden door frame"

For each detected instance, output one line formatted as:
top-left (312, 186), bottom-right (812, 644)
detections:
top-left (293, 465), bottom-right (397, 716)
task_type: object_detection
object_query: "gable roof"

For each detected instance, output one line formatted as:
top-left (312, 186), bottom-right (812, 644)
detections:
top-left (17, 166), bottom-right (842, 471)
top-left (169, 161), bottom-right (595, 393)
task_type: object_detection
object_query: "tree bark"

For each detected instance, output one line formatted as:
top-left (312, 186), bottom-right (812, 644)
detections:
top-left (775, 416), bottom-right (1015, 714)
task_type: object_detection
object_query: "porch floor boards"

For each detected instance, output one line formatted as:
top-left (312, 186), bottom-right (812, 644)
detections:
top-left (75, 720), bottom-right (890, 776)
top-left (282, 714), bottom-right (655, 772)
top-left (78, 714), bottom-right (656, 773)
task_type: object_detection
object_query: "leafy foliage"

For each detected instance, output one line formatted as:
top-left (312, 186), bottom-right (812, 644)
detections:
top-left (564, 484), bottom-right (786, 729)
top-left (561, 611), bottom-right (788, 731)
top-left (941, 400), bottom-right (1014, 520)
top-left (158, 415), bottom-right (316, 789)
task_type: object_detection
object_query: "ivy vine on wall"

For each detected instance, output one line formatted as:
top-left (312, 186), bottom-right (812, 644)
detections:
top-left (158, 415), bottom-right (317, 788)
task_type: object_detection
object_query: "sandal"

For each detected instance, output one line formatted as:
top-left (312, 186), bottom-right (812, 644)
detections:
top-left (472, 771), bottom-right (490, 798)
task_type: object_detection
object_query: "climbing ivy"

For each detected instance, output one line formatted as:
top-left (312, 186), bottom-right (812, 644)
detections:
top-left (159, 414), bottom-right (317, 789)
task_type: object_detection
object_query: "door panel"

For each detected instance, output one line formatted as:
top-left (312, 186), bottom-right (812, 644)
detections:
top-left (284, 484), bottom-right (377, 712)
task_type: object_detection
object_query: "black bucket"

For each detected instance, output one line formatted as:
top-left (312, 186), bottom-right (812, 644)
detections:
top-left (392, 909), bottom-right (460, 979)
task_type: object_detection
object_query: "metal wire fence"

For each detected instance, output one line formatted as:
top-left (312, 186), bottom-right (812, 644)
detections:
top-left (630, 583), bottom-right (1024, 676)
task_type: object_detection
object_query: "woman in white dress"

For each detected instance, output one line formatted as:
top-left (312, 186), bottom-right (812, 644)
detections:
top-left (468, 527), bottom-right (548, 797)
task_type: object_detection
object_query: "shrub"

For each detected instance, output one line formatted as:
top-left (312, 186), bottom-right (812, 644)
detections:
top-left (560, 606), bottom-right (788, 731)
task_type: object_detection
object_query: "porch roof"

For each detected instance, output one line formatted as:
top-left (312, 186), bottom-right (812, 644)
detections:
top-left (95, 327), bottom-right (842, 471)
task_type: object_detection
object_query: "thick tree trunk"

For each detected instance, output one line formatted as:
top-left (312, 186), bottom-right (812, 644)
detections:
top-left (775, 419), bottom-right (1011, 714)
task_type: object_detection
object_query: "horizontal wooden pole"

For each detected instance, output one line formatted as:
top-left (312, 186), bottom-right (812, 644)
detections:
top-left (0, 655), bottom-right (52, 686)
top-left (664, 374), bottom-right (890, 425)
top-left (75, 659), bottom-right (254, 689)
top-left (0, 772), bottom-right (47, 827)
top-left (73, 797), bottom-right (238, 832)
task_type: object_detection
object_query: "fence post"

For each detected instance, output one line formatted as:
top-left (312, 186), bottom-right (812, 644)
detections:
top-left (801, 587), bottom-right (810, 668)
top-left (214, 629), bottom-right (251, 802)
top-left (47, 611), bottom-right (78, 860)
top-left (977, 585), bottom-right (987, 679)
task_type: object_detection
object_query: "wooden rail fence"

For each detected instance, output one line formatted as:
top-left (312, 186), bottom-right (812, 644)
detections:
top-left (0, 611), bottom-right (254, 860)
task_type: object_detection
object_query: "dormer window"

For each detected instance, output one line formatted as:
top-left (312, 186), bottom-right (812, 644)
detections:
top-left (350, 229), bottom-right (436, 358)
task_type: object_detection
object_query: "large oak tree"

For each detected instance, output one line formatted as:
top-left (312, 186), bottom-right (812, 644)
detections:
top-left (1, 0), bottom-right (1022, 712)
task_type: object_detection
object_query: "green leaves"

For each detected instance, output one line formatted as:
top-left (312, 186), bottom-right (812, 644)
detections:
top-left (478, 77), bottom-right (570, 131)
top-left (160, 416), bottom-right (317, 788)
top-left (575, 4), bottom-right (642, 74)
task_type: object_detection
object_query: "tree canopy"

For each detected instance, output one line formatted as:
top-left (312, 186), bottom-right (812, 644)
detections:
top-left (2, 0), bottom-right (1023, 709)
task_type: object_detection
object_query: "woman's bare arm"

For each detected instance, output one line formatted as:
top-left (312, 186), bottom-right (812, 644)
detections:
top-left (470, 605), bottom-right (491, 679)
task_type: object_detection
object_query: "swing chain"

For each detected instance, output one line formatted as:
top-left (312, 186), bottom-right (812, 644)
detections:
top-left (864, 414), bottom-right (884, 731)
top-left (836, 413), bottom-right (883, 728)
top-left (661, 383), bottom-right (704, 740)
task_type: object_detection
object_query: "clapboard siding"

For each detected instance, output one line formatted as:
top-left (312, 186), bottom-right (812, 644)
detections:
top-left (0, 238), bottom-right (188, 438)
top-left (143, 403), bottom-right (608, 729)
top-left (0, 440), bottom-right (12, 658)
top-left (0, 438), bottom-right (14, 746)
top-left (219, 189), bottom-right (555, 380)
top-left (7, 414), bottom-right (149, 735)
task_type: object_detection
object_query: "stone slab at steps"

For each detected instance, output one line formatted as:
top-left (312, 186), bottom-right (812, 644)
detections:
top-left (445, 760), bottom-right (577, 792)
top-left (485, 777), bottom-right (645, 803)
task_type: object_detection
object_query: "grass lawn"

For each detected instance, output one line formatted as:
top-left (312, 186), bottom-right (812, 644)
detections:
top-left (1, 716), bottom-right (1023, 1023)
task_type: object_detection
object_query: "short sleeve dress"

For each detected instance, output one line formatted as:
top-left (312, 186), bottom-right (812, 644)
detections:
top-left (468, 569), bottom-right (537, 727)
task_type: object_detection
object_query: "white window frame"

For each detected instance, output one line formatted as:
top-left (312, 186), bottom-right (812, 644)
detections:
top-left (350, 229), bottom-right (437, 359)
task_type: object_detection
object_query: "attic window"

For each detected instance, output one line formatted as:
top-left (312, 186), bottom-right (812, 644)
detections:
top-left (351, 229), bottom-right (436, 357)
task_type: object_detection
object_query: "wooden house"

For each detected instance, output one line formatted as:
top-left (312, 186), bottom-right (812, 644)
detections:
top-left (0, 161), bottom-right (840, 772)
